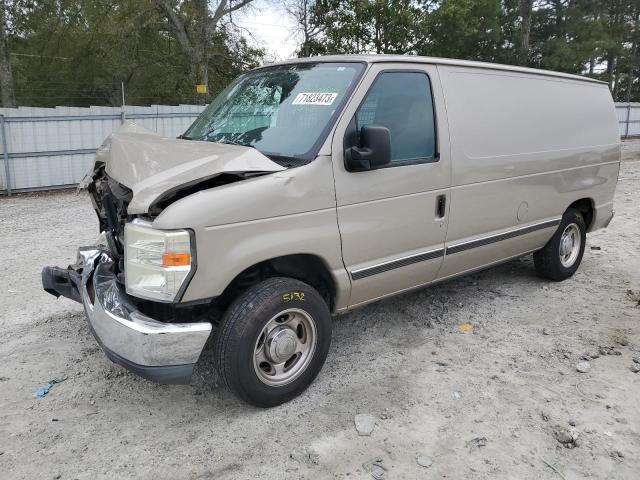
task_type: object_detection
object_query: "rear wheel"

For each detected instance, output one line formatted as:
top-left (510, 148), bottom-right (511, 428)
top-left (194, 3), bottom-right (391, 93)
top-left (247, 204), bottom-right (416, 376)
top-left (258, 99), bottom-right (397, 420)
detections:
top-left (215, 277), bottom-right (331, 407)
top-left (534, 208), bottom-right (586, 281)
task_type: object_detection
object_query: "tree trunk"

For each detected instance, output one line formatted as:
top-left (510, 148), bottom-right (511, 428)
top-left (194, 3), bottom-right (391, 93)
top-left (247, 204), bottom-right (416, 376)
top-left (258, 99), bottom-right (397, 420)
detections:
top-left (607, 52), bottom-right (617, 92)
top-left (626, 40), bottom-right (637, 104)
top-left (518, 0), bottom-right (533, 65)
top-left (0, 0), bottom-right (16, 108)
top-left (194, 0), bottom-right (209, 103)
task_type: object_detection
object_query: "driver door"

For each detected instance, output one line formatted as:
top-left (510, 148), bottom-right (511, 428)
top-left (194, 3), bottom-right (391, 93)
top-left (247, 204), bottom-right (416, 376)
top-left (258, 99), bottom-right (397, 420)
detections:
top-left (331, 63), bottom-right (452, 307)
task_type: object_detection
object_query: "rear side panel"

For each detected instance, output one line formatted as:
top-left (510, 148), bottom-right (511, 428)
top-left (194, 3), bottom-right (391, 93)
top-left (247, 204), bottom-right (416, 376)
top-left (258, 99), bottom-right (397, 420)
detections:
top-left (437, 66), bottom-right (620, 278)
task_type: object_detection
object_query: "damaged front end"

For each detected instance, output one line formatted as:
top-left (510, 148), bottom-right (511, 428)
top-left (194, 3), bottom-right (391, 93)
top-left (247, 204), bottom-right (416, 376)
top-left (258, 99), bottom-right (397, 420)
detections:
top-left (82, 164), bottom-right (132, 257)
top-left (42, 247), bottom-right (211, 384)
top-left (41, 122), bottom-right (285, 384)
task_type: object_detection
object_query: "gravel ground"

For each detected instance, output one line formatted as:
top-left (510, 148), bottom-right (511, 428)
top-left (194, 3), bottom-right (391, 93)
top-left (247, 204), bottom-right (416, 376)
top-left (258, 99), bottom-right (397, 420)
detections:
top-left (1, 142), bottom-right (639, 480)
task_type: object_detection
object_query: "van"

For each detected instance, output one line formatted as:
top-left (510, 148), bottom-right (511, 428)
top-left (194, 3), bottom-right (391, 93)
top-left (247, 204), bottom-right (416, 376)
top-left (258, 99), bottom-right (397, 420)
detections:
top-left (42, 55), bottom-right (620, 407)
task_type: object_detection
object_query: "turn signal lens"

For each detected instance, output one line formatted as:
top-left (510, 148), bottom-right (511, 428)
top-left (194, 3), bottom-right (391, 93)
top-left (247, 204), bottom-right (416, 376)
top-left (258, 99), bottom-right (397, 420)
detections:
top-left (162, 252), bottom-right (191, 267)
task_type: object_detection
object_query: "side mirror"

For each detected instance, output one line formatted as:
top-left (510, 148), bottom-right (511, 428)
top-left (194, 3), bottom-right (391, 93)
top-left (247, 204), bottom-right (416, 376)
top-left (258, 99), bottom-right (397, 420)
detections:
top-left (345, 125), bottom-right (391, 171)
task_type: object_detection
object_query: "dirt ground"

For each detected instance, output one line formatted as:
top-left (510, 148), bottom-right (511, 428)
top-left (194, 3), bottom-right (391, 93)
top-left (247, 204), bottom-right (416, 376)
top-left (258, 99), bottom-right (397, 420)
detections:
top-left (1, 142), bottom-right (639, 480)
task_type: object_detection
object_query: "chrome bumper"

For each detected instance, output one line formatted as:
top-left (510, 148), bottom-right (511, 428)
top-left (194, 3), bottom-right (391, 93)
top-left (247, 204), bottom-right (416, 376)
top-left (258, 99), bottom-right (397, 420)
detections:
top-left (44, 247), bottom-right (211, 384)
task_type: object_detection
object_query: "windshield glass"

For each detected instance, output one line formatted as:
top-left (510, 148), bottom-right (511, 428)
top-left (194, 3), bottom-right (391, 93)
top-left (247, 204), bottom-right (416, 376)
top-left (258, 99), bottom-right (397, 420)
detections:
top-left (183, 62), bottom-right (365, 160)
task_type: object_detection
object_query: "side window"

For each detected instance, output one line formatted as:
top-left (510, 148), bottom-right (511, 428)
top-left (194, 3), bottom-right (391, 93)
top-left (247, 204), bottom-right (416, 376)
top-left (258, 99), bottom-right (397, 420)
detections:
top-left (356, 72), bottom-right (436, 163)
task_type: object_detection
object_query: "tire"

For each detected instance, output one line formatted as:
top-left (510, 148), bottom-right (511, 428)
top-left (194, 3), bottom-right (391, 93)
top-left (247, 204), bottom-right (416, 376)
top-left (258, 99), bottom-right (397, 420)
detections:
top-left (215, 277), bottom-right (331, 407)
top-left (534, 208), bottom-right (586, 281)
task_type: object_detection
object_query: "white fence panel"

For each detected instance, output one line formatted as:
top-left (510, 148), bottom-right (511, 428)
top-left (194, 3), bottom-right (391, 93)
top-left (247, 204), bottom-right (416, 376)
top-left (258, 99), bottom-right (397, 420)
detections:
top-left (1, 102), bottom-right (636, 194)
top-left (0, 104), bottom-right (205, 193)
top-left (616, 102), bottom-right (640, 137)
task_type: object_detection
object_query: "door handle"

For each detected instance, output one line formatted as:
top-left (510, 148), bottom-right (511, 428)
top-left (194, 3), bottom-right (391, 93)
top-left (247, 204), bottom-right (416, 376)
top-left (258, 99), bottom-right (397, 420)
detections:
top-left (436, 194), bottom-right (446, 219)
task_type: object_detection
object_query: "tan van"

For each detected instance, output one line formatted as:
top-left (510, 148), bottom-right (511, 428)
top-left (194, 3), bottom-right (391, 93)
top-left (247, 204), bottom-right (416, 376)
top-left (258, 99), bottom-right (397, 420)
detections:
top-left (42, 55), bottom-right (620, 406)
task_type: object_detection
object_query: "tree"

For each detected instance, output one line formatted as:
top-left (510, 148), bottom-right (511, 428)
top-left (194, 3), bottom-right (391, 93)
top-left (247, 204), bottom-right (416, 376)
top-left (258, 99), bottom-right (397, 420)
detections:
top-left (5, 0), bottom-right (263, 107)
top-left (285, 0), bottom-right (324, 57)
top-left (418, 0), bottom-right (519, 64)
top-left (518, 0), bottom-right (533, 64)
top-left (154, 0), bottom-right (258, 101)
top-left (308, 0), bottom-right (430, 55)
top-left (0, 0), bottom-right (16, 107)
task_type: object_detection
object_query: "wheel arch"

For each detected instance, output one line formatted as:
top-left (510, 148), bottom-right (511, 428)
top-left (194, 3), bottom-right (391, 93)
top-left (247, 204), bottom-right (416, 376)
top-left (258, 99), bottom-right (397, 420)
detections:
top-left (219, 253), bottom-right (338, 312)
top-left (566, 198), bottom-right (595, 231)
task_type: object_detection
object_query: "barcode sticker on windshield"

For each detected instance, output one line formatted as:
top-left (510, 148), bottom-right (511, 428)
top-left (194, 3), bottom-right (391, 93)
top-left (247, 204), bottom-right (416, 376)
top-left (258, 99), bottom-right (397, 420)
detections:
top-left (292, 92), bottom-right (338, 106)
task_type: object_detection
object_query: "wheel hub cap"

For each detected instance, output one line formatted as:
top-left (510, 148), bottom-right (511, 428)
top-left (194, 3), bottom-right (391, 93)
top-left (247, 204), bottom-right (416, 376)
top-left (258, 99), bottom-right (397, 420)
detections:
top-left (267, 327), bottom-right (298, 363)
top-left (253, 308), bottom-right (318, 387)
top-left (559, 223), bottom-right (581, 268)
top-left (560, 235), bottom-right (573, 256)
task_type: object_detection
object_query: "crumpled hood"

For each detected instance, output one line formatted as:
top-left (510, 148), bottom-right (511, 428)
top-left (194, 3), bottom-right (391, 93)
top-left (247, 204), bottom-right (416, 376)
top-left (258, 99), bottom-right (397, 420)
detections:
top-left (95, 122), bottom-right (285, 214)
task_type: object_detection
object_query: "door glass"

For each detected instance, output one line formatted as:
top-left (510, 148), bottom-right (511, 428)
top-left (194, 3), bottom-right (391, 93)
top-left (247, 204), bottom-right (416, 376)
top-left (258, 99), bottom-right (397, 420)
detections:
top-left (356, 72), bottom-right (436, 163)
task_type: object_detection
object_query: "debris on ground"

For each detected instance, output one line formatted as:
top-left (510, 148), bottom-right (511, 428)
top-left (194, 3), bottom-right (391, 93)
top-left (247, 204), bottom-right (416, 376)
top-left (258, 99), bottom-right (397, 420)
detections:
top-left (34, 377), bottom-right (67, 398)
top-left (362, 457), bottom-right (386, 480)
top-left (581, 350), bottom-right (600, 360)
top-left (613, 333), bottom-right (629, 347)
top-left (379, 409), bottom-right (392, 420)
top-left (630, 364), bottom-right (640, 374)
top-left (541, 458), bottom-right (568, 480)
top-left (576, 361), bottom-right (591, 373)
top-left (416, 454), bottom-right (433, 468)
top-left (590, 246), bottom-right (602, 250)
top-left (598, 345), bottom-right (621, 356)
top-left (453, 391), bottom-right (461, 400)
top-left (354, 414), bottom-right (376, 436)
top-left (466, 436), bottom-right (488, 450)
top-left (612, 449), bottom-right (625, 459)
top-left (457, 322), bottom-right (473, 333)
top-left (290, 446), bottom-right (320, 465)
top-left (626, 289), bottom-right (640, 306)
top-left (554, 427), bottom-right (579, 448)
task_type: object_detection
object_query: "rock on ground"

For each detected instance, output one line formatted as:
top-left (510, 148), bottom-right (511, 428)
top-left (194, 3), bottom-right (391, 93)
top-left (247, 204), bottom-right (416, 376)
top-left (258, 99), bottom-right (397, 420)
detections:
top-left (354, 413), bottom-right (376, 436)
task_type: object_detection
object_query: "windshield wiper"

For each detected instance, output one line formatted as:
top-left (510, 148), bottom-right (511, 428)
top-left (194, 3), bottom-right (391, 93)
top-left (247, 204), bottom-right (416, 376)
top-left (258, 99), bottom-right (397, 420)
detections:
top-left (265, 153), bottom-right (308, 168)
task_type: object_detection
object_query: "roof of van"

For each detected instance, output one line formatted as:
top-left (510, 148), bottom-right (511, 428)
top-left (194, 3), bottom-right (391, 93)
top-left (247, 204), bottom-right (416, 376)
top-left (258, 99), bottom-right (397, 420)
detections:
top-left (261, 54), bottom-right (606, 85)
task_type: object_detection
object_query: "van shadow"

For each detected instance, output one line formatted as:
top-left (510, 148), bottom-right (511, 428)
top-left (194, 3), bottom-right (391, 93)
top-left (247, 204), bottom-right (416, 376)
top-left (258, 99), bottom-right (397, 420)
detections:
top-left (190, 254), bottom-right (543, 405)
top-left (53, 254), bottom-right (543, 420)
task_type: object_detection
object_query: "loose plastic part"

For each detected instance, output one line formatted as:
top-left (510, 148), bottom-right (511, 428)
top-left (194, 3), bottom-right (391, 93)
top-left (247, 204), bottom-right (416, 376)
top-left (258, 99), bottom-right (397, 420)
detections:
top-left (34, 377), bottom-right (67, 398)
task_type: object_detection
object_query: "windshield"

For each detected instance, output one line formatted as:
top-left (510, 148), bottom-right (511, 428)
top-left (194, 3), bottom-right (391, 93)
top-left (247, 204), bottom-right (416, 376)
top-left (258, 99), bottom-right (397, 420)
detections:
top-left (183, 62), bottom-right (365, 161)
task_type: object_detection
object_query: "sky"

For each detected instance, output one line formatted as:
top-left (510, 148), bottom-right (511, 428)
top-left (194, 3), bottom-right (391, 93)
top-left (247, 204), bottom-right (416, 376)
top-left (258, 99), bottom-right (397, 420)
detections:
top-left (234, 1), bottom-right (300, 61)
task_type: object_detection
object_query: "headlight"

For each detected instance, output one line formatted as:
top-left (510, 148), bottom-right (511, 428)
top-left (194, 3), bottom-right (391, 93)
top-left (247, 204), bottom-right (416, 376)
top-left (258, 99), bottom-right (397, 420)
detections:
top-left (124, 219), bottom-right (194, 302)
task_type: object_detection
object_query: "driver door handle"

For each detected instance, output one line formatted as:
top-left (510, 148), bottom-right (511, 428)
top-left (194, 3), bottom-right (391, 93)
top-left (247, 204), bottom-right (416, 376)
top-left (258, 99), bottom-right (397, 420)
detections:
top-left (436, 194), bottom-right (446, 219)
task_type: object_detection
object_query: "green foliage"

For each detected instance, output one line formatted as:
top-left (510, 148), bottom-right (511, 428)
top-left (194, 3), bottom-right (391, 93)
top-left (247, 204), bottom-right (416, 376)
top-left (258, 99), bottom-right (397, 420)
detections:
top-left (4, 0), bottom-right (640, 105)
top-left (6, 0), bottom-right (264, 106)
top-left (419, 0), bottom-right (519, 63)
top-left (309, 0), bottom-right (427, 54)
top-left (305, 0), bottom-right (640, 101)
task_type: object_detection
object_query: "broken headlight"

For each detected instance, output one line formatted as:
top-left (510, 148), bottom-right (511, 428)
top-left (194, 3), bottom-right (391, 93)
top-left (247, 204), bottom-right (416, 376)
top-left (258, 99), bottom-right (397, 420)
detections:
top-left (124, 219), bottom-right (193, 302)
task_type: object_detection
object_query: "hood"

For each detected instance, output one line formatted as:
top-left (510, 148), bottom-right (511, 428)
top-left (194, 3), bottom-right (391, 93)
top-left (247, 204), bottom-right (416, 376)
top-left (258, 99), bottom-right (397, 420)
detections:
top-left (95, 122), bottom-right (285, 214)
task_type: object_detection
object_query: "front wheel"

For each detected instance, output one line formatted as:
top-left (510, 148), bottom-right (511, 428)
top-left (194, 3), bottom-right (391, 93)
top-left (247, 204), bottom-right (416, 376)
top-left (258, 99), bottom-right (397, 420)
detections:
top-left (534, 208), bottom-right (586, 281)
top-left (215, 277), bottom-right (332, 407)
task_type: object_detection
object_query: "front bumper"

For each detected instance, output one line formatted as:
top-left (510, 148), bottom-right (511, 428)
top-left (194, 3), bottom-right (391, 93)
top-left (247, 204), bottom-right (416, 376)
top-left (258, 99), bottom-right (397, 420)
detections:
top-left (42, 247), bottom-right (212, 384)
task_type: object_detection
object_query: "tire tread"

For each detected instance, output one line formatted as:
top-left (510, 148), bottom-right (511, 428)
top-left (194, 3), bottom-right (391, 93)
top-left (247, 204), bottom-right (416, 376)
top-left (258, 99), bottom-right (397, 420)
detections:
top-left (214, 277), bottom-right (330, 406)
